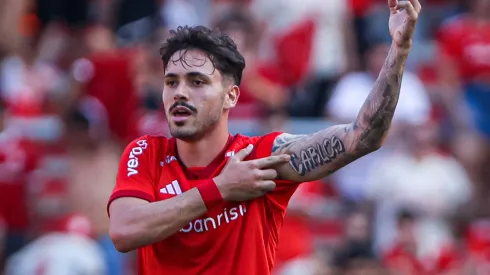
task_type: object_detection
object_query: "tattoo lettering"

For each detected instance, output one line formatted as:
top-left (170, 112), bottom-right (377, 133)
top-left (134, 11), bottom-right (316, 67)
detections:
top-left (289, 136), bottom-right (345, 176)
top-left (270, 46), bottom-right (408, 182)
top-left (272, 133), bottom-right (306, 153)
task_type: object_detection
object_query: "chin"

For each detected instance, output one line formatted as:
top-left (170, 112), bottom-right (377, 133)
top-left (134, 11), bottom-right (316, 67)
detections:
top-left (170, 127), bottom-right (200, 141)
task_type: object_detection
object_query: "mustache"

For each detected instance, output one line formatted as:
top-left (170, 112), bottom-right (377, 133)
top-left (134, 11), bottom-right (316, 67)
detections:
top-left (169, 102), bottom-right (198, 114)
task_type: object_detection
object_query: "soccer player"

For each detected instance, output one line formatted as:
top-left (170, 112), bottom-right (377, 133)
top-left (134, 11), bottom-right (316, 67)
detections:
top-left (108, 0), bottom-right (421, 274)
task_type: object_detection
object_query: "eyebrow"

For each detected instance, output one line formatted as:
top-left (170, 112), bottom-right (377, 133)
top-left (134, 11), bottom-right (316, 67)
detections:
top-left (164, 72), bottom-right (212, 80)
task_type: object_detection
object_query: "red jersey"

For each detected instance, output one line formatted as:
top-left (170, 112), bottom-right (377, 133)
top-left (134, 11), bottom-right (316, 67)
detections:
top-left (108, 133), bottom-right (300, 275)
top-left (274, 181), bottom-right (323, 268)
top-left (437, 15), bottom-right (490, 82)
top-left (74, 50), bottom-right (139, 144)
top-left (0, 134), bottom-right (35, 230)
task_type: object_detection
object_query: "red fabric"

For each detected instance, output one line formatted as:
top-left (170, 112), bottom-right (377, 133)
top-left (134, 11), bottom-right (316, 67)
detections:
top-left (274, 181), bottom-right (323, 268)
top-left (85, 50), bottom-right (139, 144)
top-left (233, 64), bottom-right (284, 118)
top-left (196, 180), bottom-right (223, 210)
top-left (0, 137), bottom-right (38, 230)
top-left (349, 0), bottom-right (374, 17)
top-left (433, 245), bottom-right (463, 273)
top-left (108, 132), bottom-right (301, 275)
top-left (466, 219), bottom-right (490, 262)
top-left (437, 15), bottom-right (490, 82)
top-left (261, 19), bottom-right (315, 87)
top-left (383, 244), bottom-right (427, 275)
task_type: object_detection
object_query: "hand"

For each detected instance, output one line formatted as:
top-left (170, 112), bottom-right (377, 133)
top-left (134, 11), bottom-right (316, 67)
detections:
top-left (388, 0), bottom-right (422, 49)
top-left (214, 144), bottom-right (291, 201)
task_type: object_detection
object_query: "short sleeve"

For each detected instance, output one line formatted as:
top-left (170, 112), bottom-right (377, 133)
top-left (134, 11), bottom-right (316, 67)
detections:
top-left (107, 136), bottom-right (159, 214)
top-left (252, 132), bottom-right (300, 211)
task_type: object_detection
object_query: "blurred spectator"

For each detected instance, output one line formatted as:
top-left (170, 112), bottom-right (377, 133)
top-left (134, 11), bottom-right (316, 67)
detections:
top-left (0, 100), bottom-right (37, 266)
top-left (366, 118), bottom-right (472, 269)
top-left (0, 0), bottom-right (67, 143)
top-left (71, 24), bottom-right (140, 146)
top-left (289, 0), bottom-right (358, 117)
top-left (4, 214), bottom-right (107, 275)
top-left (333, 211), bottom-right (385, 275)
top-left (436, 0), bottom-right (490, 215)
top-left (133, 39), bottom-right (170, 137)
top-left (325, 40), bottom-right (431, 203)
top-left (64, 96), bottom-right (129, 275)
top-left (250, 0), bottom-right (320, 116)
top-left (383, 210), bottom-right (426, 275)
top-left (214, 9), bottom-right (288, 118)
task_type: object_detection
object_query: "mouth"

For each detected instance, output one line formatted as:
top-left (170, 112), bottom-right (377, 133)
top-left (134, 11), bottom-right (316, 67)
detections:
top-left (170, 106), bottom-right (193, 123)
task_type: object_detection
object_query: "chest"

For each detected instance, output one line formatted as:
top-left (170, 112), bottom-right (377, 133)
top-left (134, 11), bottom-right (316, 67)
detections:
top-left (152, 160), bottom-right (268, 248)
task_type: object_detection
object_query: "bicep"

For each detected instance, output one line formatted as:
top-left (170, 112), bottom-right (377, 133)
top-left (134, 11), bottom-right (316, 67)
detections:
top-left (272, 124), bottom-right (364, 182)
top-left (109, 197), bottom-right (149, 219)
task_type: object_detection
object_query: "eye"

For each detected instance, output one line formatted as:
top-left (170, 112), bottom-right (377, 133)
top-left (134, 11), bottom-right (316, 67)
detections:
top-left (165, 80), bottom-right (177, 87)
top-left (192, 80), bottom-right (204, 87)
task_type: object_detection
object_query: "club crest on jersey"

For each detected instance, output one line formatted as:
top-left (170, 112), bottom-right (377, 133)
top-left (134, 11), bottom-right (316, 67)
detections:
top-left (127, 140), bottom-right (148, 177)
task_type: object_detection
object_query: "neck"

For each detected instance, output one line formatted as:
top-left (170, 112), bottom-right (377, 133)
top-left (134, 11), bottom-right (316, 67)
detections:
top-left (176, 123), bottom-right (230, 168)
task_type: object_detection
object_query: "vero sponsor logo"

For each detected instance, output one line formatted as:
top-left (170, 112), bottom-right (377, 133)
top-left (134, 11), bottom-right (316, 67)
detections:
top-left (127, 140), bottom-right (148, 177)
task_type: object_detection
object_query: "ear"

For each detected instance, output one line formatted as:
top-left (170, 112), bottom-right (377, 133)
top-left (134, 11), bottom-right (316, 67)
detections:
top-left (223, 85), bottom-right (240, 109)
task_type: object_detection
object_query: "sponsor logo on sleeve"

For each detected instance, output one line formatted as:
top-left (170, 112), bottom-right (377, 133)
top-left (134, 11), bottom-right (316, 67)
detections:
top-left (127, 140), bottom-right (148, 177)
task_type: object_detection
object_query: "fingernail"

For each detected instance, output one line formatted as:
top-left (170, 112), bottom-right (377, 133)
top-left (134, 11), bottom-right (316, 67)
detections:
top-left (248, 144), bottom-right (254, 150)
top-left (284, 155), bottom-right (291, 161)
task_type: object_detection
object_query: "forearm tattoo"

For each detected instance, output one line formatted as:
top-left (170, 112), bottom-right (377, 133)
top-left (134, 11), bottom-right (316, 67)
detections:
top-left (289, 136), bottom-right (345, 176)
top-left (272, 45), bottom-right (408, 179)
top-left (353, 45), bottom-right (406, 151)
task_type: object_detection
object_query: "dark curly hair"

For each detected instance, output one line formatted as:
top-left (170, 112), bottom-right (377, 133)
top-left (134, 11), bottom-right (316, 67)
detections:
top-left (159, 26), bottom-right (246, 85)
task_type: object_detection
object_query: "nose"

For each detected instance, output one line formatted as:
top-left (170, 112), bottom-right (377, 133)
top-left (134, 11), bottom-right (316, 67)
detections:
top-left (173, 84), bottom-right (190, 101)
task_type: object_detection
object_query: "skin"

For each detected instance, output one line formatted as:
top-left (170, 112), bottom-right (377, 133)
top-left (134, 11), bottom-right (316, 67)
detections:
top-left (109, 0), bottom-right (421, 253)
top-left (272, 0), bottom-right (421, 182)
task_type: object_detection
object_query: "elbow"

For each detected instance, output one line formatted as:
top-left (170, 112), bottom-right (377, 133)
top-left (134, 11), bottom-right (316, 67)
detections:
top-left (109, 223), bottom-right (138, 253)
top-left (357, 140), bottom-right (383, 155)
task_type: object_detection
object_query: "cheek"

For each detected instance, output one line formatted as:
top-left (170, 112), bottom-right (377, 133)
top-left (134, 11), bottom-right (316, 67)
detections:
top-left (162, 91), bottom-right (173, 108)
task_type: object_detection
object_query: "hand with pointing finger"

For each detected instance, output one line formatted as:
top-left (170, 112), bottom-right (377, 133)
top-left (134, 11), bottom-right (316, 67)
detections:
top-left (214, 144), bottom-right (291, 202)
top-left (388, 0), bottom-right (422, 49)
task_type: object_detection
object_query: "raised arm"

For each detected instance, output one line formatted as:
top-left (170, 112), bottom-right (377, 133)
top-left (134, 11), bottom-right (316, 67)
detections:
top-left (272, 0), bottom-right (421, 182)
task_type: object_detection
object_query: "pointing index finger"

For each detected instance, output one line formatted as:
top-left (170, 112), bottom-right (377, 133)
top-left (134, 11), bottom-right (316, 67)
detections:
top-left (252, 154), bottom-right (291, 169)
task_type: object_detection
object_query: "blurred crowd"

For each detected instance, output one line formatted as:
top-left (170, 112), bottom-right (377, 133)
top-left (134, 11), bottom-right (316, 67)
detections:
top-left (0, 0), bottom-right (489, 274)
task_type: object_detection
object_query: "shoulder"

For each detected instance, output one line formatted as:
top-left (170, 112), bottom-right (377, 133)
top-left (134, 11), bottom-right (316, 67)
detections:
top-left (124, 135), bottom-right (169, 152)
top-left (120, 135), bottom-right (171, 168)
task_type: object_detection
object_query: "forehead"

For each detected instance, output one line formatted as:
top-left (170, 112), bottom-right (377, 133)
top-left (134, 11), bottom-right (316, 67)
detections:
top-left (165, 49), bottom-right (221, 79)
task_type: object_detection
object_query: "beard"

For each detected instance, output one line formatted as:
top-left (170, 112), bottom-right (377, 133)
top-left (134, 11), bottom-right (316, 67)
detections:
top-left (169, 109), bottom-right (222, 142)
